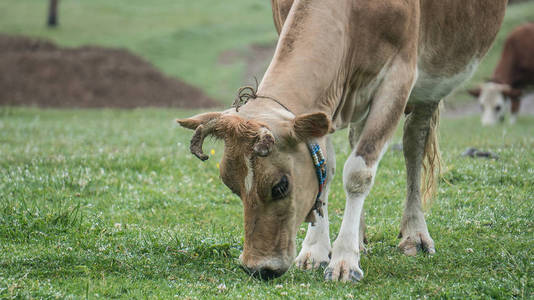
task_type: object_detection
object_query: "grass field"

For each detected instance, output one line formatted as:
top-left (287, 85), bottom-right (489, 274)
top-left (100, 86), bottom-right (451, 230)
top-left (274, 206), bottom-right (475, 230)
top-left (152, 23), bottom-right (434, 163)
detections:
top-left (1, 0), bottom-right (533, 105)
top-left (1, 108), bottom-right (533, 298)
top-left (1, 0), bottom-right (534, 299)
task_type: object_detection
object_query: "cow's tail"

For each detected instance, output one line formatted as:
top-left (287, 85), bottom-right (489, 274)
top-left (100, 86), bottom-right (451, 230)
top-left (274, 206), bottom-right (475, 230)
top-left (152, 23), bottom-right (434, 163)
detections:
top-left (421, 106), bottom-right (441, 206)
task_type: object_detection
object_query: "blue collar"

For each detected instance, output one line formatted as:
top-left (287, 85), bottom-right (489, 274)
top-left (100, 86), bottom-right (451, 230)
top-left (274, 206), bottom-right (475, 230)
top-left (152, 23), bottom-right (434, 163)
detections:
top-left (307, 143), bottom-right (327, 217)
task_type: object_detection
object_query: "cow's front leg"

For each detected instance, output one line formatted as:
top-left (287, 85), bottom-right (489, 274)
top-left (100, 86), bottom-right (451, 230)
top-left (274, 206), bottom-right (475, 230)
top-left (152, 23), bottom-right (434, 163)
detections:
top-left (295, 137), bottom-right (335, 270)
top-left (325, 56), bottom-right (416, 282)
top-left (324, 154), bottom-right (377, 282)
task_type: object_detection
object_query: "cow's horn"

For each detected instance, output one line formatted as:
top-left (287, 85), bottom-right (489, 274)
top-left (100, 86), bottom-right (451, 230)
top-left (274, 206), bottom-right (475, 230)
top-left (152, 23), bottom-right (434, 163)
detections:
top-left (253, 128), bottom-right (275, 157)
top-left (189, 120), bottom-right (217, 161)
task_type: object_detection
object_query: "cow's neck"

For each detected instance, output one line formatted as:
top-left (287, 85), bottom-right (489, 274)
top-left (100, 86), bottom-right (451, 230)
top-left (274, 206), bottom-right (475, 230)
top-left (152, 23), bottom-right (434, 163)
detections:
top-left (257, 1), bottom-right (350, 120)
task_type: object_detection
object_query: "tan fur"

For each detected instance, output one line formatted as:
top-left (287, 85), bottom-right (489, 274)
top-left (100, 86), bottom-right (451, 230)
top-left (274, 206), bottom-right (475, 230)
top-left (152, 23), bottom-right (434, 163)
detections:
top-left (176, 112), bottom-right (221, 130)
top-left (292, 112), bottom-right (331, 141)
top-left (271, 0), bottom-right (293, 35)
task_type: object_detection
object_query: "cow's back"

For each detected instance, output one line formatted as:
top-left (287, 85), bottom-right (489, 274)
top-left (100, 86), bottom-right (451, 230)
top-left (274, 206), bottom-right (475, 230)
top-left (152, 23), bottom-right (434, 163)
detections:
top-left (269, 0), bottom-right (507, 104)
top-left (409, 0), bottom-right (507, 102)
top-left (418, 0), bottom-right (507, 76)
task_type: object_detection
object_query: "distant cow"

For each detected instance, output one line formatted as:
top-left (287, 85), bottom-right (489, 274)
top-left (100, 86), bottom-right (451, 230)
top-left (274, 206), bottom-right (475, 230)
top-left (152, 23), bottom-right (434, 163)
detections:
top-left (469, 23), bottom-right (534, 125)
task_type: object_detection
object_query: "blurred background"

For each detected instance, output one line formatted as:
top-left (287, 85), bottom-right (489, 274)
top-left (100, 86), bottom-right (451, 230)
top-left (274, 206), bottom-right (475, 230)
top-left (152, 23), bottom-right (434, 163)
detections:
top-left (0, 0), bottom-right (532, 112)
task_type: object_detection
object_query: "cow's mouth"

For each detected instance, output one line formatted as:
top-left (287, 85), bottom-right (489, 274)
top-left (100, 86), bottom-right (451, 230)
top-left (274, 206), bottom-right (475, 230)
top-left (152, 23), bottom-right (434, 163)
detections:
top-left (240, 265), bottom-right (286, 281)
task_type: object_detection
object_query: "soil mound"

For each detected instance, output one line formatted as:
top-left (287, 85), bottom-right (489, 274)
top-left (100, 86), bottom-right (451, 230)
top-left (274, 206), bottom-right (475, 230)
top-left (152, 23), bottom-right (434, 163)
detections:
top-left (0, 34), bottom-right (217, 108)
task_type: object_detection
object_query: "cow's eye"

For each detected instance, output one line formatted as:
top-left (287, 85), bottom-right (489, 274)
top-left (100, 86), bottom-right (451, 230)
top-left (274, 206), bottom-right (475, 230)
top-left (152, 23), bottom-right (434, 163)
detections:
top-left (495, 105), bottom-right (502, 112)
top-left (272, 175), bottom-right (289, 200)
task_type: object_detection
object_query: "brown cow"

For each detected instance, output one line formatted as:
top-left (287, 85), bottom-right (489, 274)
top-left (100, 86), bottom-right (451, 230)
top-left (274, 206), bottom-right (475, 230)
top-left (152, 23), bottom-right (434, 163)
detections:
top-left (178, 0), bottom-right (507, 282)
top-left (469, 22), bottom-right (534, 125)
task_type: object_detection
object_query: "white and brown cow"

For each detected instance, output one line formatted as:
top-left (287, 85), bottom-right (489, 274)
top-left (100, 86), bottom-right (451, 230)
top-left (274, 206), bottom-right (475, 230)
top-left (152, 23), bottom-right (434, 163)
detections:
top-left (469, 22), bottom-right (534, 125)
top-left (178, 0), bottom-right (507, 282)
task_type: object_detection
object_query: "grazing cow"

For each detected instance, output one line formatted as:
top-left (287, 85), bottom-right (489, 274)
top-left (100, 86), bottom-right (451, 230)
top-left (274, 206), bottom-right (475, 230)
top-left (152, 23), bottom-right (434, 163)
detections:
top-left (469, 22), bottom-right (534, 125)
top-left (178, 0), bottom-right (506, 282)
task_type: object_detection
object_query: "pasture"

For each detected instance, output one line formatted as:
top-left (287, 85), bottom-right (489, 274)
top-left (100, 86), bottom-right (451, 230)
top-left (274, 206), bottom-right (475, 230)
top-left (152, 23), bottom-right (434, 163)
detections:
top-left (1, 109), bottom-right (533, 298)
top-left (1, 0), bottom-right (534, 299)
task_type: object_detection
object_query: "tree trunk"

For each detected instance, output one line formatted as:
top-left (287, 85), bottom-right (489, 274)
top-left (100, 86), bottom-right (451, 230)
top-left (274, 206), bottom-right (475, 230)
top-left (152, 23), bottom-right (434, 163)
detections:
top-left (47, 0), bottom-right (58, 27)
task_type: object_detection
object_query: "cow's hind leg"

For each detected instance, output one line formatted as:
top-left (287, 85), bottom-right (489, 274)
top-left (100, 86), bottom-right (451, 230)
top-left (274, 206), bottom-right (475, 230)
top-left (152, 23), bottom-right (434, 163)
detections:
top-left (399, 102), bottom-right (439, 255)
top-left (295, 137), bottom-right (335, 270)
top-left (325, 56), bottom-right (416, 282)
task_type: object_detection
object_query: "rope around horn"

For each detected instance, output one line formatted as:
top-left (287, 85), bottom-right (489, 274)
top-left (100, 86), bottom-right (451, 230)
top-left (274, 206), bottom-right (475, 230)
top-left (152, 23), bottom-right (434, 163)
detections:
top-left (232, 77), bottom-right (292, 113)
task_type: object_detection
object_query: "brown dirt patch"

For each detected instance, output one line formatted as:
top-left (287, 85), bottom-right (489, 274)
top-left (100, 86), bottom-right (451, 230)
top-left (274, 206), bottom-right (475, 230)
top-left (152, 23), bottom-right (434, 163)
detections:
top-left (0, 34), bottom-right (218, 109)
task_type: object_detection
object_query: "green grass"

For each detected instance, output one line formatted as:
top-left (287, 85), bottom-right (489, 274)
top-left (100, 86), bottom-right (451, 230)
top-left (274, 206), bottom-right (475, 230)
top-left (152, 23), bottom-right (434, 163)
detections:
top-left (1, 1), bottom-right (533, 105)
top-left (1, 107), bottom-right (533, 298)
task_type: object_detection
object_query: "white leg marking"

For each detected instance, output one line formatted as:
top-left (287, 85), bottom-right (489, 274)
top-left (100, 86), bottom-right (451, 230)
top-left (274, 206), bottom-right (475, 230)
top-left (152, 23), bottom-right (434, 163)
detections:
top-left (325, 144), bottom-right (387, 282)
top-left (325, 155), bottom-right (372, 282)
top-left (244, 156), bottom-right (253, 193)
top-left (295, 209), bottom-right (332, 270)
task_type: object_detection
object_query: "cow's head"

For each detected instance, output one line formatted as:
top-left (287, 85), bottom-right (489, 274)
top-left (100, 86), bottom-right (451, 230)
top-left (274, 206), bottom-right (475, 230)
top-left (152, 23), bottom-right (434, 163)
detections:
top-left (177, 103), bottom-right (330, 279)
top-left (468, 82), bottom-right (521, 126)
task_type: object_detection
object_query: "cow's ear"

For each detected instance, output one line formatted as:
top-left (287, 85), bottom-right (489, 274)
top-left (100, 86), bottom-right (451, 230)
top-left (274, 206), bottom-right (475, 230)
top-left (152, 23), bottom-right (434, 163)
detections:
top-left (292, 112), bottom-right (331, 141)
top-left (468, 87), bottom-right (481, 98)
top-left (502, 86), bottom-right (522, 99)
top-left (176, 112), bottom-right (222, 130)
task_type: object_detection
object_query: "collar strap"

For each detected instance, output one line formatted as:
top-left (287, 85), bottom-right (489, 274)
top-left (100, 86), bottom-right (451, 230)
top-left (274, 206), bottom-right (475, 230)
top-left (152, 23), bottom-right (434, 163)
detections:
top-left (307, 143), bottom-right (327, 218)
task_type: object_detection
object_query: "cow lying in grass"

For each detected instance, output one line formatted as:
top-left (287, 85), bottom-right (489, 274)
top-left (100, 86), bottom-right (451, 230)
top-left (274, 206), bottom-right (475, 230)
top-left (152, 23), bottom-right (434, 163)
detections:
top-left (469, 22), bottom-right (534, 126)
top-left (178, 0), bottom-right (507, 282)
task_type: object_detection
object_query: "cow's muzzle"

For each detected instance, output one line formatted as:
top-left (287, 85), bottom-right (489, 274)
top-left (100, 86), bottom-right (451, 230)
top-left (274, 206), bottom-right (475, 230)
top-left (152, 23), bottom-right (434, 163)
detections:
top-left (241, 265), bottom-right (287, 281)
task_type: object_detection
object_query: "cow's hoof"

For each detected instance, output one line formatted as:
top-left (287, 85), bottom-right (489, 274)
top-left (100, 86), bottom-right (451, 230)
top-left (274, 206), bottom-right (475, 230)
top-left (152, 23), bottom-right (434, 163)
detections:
top-left (324, 260), bottom-right (363, 282)
top-left (295, 245), bottom-right (330, 270)
top-left (398, 232), bottom-right (435, 256)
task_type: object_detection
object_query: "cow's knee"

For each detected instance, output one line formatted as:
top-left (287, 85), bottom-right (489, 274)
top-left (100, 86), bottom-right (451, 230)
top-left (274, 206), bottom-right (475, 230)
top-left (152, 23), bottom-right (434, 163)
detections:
top-left (343, 155), bottom-right (374, 197)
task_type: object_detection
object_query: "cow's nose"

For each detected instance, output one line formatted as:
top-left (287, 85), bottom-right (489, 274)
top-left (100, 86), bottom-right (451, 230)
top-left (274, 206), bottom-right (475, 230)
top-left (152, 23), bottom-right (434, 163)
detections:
top-left (241, 265), bottom-right (285, 281)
